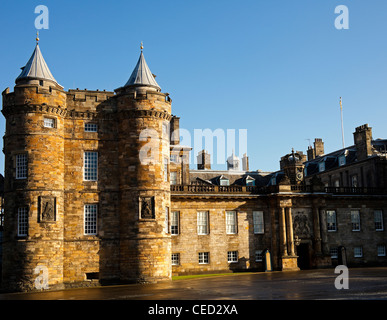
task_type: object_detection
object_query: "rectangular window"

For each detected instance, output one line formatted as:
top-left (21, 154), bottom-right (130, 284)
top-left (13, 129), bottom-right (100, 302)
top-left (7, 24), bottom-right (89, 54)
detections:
top-left (253, 211), bottom-right (264, 234)
top-left (170, 154), bottom-right (178, 163)
top-left (338, 155), bottom-right (346, 166)
top-left (351, 175), bottom-right (358, 187)
top-left (171, 211), bottom-right (179, 235)
top-left (84, 152), bottom-right (98, 181)
top-left (85, 123), bottom-right (98, 132)
top-left (377, 245), bottom-right (386, 257)
top-left (198, 252), bottom-right (209, 264)
top-left (17, 207), bottom-right (28, 237)
top-left (164, 207), bottom-right (169, 234)
top-left (84, 204), bottom-right (97, 235)
top-left (16, 153), bottom-right (28, 179)
top-left (227, 251), bottom-right (238, 263)
top-left (171, 253), bottom-right (180, 265)
top-left (375, 210), bottom-right (384, 231)
top-left (318, 162), bottom-right (325, 172)
top-left (164, 157), bottom-right (169, 182)
top-left (326, 210), bottom-right (337, 232)
top-left (354, 246), bottom-right (363, 258)
top-left (197, 211), bottom-right (209, 235)
top-left (170, 171), bottom-right (177, 185)
top-left (226, 211), bottom-right (237, 234)
top-left (351, 210), bottom-right (361, 231)
top-left (255, 250), bottom-right (263, 262)
top-left (330, 247), bottom-right (338, 259)
top-left (44, 117), bottom-right (55, 128)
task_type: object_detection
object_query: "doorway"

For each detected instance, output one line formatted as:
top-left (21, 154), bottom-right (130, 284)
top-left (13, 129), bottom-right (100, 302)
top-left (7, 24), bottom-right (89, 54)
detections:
top-left (297, 243), bottom-right (310, 270)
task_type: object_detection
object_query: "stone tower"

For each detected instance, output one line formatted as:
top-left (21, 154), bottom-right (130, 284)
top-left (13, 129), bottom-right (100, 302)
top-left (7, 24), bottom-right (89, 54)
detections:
top-left (114, 45), bottom-right (172, 283)
top-left (1, 38), bottom-right (66, 291)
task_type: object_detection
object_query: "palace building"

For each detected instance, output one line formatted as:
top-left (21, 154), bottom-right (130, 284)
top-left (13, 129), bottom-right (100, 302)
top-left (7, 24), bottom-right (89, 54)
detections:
top-left (1, 39), bottom-right (387, 291)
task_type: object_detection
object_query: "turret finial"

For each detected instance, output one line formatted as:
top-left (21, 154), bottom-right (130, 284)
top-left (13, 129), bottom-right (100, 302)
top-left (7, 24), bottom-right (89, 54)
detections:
top-left (140, 41), bottom-right (143, 51)
top-left (36, 31), bottom-right (39, 44)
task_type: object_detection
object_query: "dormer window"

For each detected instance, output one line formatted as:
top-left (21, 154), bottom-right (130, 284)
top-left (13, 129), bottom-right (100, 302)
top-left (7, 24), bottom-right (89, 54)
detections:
top-left (220, 177), bottom-right (229, 186)
top-left (318, 162), bottom-right (325, 172)
top-left (338, 155), bottom-right (346, 166)
top-left (246, 176), bottom-right (255, 186)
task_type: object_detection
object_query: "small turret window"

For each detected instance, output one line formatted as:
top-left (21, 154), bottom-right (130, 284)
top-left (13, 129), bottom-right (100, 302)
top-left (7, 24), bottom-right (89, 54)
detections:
top-left (16, 153), bottom-right (28, 179)
top-left (17, 207), bottom-right (29, 237)
top-left (44, 117), bottom-right (55, 128)
top-left (85, 123), bottom-right (98, 132)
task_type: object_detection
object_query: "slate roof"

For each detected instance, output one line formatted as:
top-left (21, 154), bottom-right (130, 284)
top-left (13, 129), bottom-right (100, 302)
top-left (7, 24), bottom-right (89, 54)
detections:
top-left (189, 170), bottom-right (273, 187)
top-left (15, 44), bottom-right (59, 86)
top-left (125, 51), bottom-right (160, 90)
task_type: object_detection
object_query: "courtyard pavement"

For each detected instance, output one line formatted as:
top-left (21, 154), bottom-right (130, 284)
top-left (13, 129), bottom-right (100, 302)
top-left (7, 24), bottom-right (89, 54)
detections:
top-left (1, 267), bottom-right (387, 300)
top-left (1, 267), bottom-right (385, 318)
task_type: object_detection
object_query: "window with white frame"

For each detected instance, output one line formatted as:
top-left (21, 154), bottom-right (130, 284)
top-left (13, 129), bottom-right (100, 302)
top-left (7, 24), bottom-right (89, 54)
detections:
top-left (16, 153), bottom-right (28, 179)
top-left (84, 204), bottom-right (97, 235)
top-left (374, 210), bottom-right (384, 231)
top-left (170, 154), bottom-right (178, 163)
top-left (354, 246), bottom-right (363, 258)
top-left (326, 210), bottom-right (337, 232)
top-left (85, 123), bottom-right (98, 132)
top-left (171, 253), bottom-right (180, 265)
top-left (226, 211), bottom-right (237, 234)
top-left (17, 207), bottom-right (28, 237)
top-left (351, 210), bottom-right (361, 231)
top-left (43, 117), bottom-right (55, 128)
top-left (318, 162), bottom-right (325, 172)
top-left (330, 247), bottom-right (338, 259)
top-left (84, 152), bottom-right (98, 181)
top-left (164, 207), bottom-right (169, 234)
top-left (197, 211), bottom-right (209, 235)
top-left (253, 211), bottom-right (264, 234)
top-left (227, 251), bottom-right (238, 263)
top-left (255, 250), bottom-right (263, 262)
top-left (170, 171), bottom-right (177, 185)
top-left (164, 157), bottom-right (169, 182)
top-left (198, 252), bottom-right (209, 264)
top-left (377, 245), bottom-right (386, 257)
top-left (171, 211), bottom-right (179, 235)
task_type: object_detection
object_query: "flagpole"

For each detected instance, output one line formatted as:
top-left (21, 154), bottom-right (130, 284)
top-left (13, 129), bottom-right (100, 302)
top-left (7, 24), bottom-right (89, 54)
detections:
top-left (340, 97), bottom-right (345, 148)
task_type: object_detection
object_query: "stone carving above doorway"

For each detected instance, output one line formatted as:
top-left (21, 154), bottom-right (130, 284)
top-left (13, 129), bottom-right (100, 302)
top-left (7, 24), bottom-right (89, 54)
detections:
top-left (293, 211), bottom-right (312, 238)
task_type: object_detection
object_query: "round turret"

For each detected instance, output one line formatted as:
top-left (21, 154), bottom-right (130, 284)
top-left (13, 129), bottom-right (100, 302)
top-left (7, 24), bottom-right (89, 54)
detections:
top-left (1, 41), bottom-right (66, 291)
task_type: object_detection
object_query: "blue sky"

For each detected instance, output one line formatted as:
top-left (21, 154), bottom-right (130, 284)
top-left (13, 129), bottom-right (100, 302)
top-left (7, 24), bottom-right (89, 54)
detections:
top-left (1, 0), bottom-right (387, 173)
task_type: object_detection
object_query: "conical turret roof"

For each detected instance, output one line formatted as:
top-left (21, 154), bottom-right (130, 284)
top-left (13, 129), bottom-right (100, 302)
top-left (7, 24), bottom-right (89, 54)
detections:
top-left (16, 43), bottom-right (59, 86)
top-left (125, 50), bottom-right (160, 90)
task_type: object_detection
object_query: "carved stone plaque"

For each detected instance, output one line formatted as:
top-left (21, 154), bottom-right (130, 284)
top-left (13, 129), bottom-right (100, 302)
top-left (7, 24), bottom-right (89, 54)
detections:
top-left (38, 196), bottom-right (56, 222)
top-left (293, 211), bottom-right (311, 238)
top-left (139, 197), bottom-right (155, 219)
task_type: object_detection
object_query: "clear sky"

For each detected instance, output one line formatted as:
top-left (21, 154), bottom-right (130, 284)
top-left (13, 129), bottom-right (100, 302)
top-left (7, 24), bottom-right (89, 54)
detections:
top-left (1, 0), bottom-right (387, 174)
